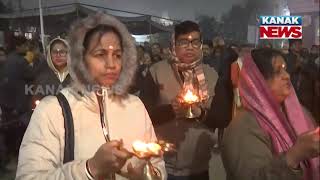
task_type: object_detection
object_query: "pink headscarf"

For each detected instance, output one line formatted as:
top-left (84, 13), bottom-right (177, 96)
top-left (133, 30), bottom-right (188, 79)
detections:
top-left (239, 53), bottom-right (319, 180)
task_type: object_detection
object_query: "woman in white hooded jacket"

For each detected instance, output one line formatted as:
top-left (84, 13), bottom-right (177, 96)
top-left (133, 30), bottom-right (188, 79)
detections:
top-left (16, 13), bottom-right (166, 180)
top-left (32, 37), bottom-right (72, 102)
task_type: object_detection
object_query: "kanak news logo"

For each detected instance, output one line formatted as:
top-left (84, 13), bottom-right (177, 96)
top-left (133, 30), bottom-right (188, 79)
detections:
top-left (259, 16), bottom-right (302, 39)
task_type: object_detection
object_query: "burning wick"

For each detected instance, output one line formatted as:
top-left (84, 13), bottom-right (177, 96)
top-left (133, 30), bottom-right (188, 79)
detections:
top-left (132, 140), bottom-right (162, 158)
top-left (183, 89), bottom-right (199, 104)
top-left (133, 140), bottom-right (148, 152)
top-left (35, 100), bottom-right (40, 106)
top-left (147, 143), bottom-right (162, 154)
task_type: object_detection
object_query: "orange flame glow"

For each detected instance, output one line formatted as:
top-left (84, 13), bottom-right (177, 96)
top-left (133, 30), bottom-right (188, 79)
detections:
top-left (147, 143), bottom-right (162, 154)
top-left (183, 89), bottom-right (199, 104)
top-left (133, 140), bottom-right (148, 152)
top-left (132, 141), bottom-right (161, 154)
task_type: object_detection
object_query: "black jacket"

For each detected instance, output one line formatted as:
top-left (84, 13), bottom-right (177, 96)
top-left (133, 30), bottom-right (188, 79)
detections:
top-left (0, 52), bottom-right (35, 113)
top-left (32, 65), bottom-right (71, 100)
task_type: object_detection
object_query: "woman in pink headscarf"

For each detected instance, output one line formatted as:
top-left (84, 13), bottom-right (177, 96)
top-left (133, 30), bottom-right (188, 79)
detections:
top-left (221, 48), bottom-right (319, 180)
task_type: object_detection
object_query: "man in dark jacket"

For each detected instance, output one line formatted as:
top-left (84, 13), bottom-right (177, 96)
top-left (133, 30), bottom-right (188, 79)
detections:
top-left (286, 39), bottom-right (318, 115)
top-left (0, 47), bottom-right (8, 172)
top-left (0, 36), bottom-right (34, 157)
top-left (0, 36), bottom-right (33, 114)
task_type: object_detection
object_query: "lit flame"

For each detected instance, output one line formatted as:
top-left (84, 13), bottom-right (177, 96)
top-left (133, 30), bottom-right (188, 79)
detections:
top-left (133, 140), bottom-right (148, 153)
top-left (35, 100), bottom-right (40, 106)
top-left (132, 141), bottom-right (161, 154)
top-left (183, 90), bottom-right (199, 104)
top-left (147, 143), bottom-right (161, 154)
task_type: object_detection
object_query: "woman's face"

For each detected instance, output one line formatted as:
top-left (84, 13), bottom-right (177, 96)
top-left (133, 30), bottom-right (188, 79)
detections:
top-left (144, 53), bottom-right (151, 65)
top-left (266, 56), bottom-right (291, 104)
top-left (50, 42), bottom-right (68, 70)
top-left (85, 31), bottom-right (122, 87)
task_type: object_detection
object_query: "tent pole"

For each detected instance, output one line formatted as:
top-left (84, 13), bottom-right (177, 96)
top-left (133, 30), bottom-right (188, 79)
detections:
top-left (75, 0), bottom-right (80, 19)
top-left (39, 0), bottom-right (46, 56)
top-left (149, 17), bottom-right (152, 41)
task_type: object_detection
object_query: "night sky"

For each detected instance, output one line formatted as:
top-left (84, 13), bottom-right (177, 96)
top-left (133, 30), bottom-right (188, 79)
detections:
top-left (2, 0), bottom-right (246, 20)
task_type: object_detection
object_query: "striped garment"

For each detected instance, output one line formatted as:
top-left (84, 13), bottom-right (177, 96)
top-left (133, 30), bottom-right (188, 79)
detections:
top-left (170, 34), bottom-right (209, 102)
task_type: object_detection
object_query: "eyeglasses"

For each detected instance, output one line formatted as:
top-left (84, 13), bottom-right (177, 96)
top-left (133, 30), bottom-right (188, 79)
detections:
top-left (273, 64), bottom-right (289, 77)
top-left (176, 39), bottom-right (202, 48)
top-left (51, 49), bottom-right (68, 56)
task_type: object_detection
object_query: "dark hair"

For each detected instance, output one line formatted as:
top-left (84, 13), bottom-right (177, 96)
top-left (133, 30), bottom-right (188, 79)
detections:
top-left (288, 39), bottom-right (302, 47)
top-left (229, 43), bottom-right (239, 48)
top-left (13, 36), bottom-right (27, 48)
top-left (137, 45), bottom-right (145, 51)
top-left (83, 24), bottom-right (123, 53)
top-left (240, 43), bottom-right (255, 49)
top-left (151, 43), bottom-right (160, 47)
top-left (203, 40), bottom-right (213, 48)
top-left (174, 20), bottom-right (201, 41)
top-left (26, 40), bottom-right (40, 52)
top-left (259, 40), bottom-right (273, 48)
top-left (251, 48), bottom-right (287, 80)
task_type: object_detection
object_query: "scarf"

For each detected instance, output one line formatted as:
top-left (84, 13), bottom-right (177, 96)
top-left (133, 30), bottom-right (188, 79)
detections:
top-left (239, 53), bottom-right (319, 180)
top-left (170, 34), bottom-right (208, 101)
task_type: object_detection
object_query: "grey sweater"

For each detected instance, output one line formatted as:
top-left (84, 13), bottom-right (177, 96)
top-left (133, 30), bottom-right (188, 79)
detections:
top-left (221, 108), bottom-right (303, 180)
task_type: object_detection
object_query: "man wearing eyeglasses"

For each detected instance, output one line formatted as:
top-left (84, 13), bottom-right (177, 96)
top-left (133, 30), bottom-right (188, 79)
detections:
top-left (140, 21), bottom-right (219, 180)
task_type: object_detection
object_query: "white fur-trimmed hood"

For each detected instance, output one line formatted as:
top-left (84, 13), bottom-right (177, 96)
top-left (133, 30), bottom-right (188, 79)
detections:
top-left (68, 12), bottom-right (137, 97)
top-left (46, 37), bottom-right (70, 82)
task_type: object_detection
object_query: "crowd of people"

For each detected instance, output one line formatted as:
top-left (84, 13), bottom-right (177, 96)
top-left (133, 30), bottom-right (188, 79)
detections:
top-left (0, 12), bottom-right (319, 180)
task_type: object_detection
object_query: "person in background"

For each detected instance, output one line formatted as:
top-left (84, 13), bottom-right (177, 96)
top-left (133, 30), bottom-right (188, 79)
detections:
top-left (230, 53), bottom-right (243, 116)
top-left (286, 39), bottom-right (318, 116)
top-left (130, 45), bottom-right (147, 95)
top-left (136, 45), bottom-right (145, 65)
top-left (212, 36), bottom-right (225, 49)
top-left (0, 47), bottom-right (7, 81)
top-left (0, 46), bottom-right (6, 59)
top-left (24, 40), bottom-right (40, 66)
top-left (0, 46), bottom-right (8, 173)
top-left (161, 46), bottom-right (171, 62)
top-left (258, 40), bottom-right (272, 49)
top-left (202, 40), bottom-right (213, 66)
top-left (314, 56), bottom-right (320, 122)
top-left (207, 45), bottom-right (237, 149)
top-left (0, 36), bottom-right (35, 157)
top-left (229, 43), bottom-right (242, 116)
top-left (142, 52), bottom-right (152, 77)
top-left (301, 47), bottom-right (309, 60)
top-left (0, 36), bottom-right (32, 115)
top-left (229, 43), bottom-right (240, 55)
top-left (310, 45), bottom-right (319, 62)
top-left (229, 43), bottom-right (254, 116)
top-left (210, 36), bottom-right (226, 73)
top-left (151, 43), bottom-right (162, 63)
top-left (222, 48), bottom-right (319, 180)
top-left (286, 39), bottom-right (303, 87)
top-left (202, 40), bottom-right (212, 58)
top-left (312, 45), bottom-right (320, 122)
top-left (31, 37), bottom-right (72, 103)
top-left (144, 41), bottom-right (151, 53)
